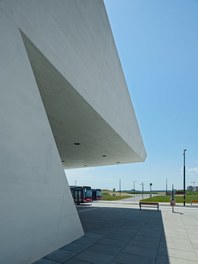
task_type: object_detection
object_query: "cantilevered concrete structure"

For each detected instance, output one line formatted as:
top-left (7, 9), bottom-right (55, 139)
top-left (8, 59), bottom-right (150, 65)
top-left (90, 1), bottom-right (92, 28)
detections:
top-left (0, 0), bottom-right (146, 263)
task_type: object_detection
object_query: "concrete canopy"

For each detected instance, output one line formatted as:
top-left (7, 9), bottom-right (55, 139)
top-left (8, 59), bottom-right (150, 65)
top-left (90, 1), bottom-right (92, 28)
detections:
top-left (21, 32), bottom-right (146, 169)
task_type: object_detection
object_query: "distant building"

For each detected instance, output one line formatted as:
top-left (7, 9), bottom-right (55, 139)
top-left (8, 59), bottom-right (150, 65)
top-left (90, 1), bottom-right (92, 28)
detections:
top-left (187, 186), bottom-right (198, 192)
top-left (188, 186), bottom-right (193, 191)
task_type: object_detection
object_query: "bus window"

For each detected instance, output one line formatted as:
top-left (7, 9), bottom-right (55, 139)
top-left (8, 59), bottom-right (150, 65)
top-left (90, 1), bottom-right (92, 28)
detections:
top-left (83, 186), bottom-right (92, 202)
top-left (92, 188), bottom-right (101, 200)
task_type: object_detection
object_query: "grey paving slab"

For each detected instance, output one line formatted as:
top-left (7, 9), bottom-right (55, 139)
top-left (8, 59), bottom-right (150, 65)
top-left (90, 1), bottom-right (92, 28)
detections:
top-left (191, 237), bottom-right (198, 243)
top-left (192, 242), bottom-right (198, 249)
top-left (63, 258), bottom-right (91, 264)
top-left (115, 228), bottom-right (137, 236)
top-left (121, 244), bottom-right (158, 258)
top-left (87, 243), bottom-right (122, 256)
top-left (158, 247), bottom-right (198, 262)
top-left (115, 252), bottom-right (156, 264)
top-left (104, 232), bottom-right (132, 242)
top-left (83, 232), bottom-right (104, 239)
top-left (163, 231), bottom-right (188, 239)
top-left (34, 259), bottom-right (60, 264)
top-left (137, 230), bottom-right (162, 239)
top-left (129, 239), bottom-right (160, 249)
top-left (72, 237), bottom-right (98, 246)
top-left (82, 227), bottom-right (115, 235)
top-left (133, 234), bottom-right (161, 243)
top-left (75, 250), bottom-right (115, 264)
top-left (160, 236), bottom-right (191, 245)
top-left (189, 235), bottom-right (198, 241)
top-left (156, 255), bottom-right (198, 264)
top-left (44, 249), bottom-right (76, 263)
top-left (97, 238), bottom-right (127, 247)
top-left (61, 242), bottom-right (91, 254)
top-left (159, 240), bottom-right (194, 251)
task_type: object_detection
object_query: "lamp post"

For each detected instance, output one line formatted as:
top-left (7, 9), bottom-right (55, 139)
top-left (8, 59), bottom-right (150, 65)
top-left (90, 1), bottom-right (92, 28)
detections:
top-left (171, 184), bottom-right (174, 200)
top-left (133, 180), bottom-right (137, 195)
top-left (183, 149), bottom-right (187, 206)
top-left (140, 182), bottom-right (144, 199)
top-left (150, 183), bottom-right (152, 198)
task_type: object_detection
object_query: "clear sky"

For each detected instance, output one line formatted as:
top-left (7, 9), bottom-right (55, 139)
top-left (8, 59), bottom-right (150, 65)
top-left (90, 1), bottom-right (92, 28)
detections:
top-left (65, 0), bottom-right (198, 191)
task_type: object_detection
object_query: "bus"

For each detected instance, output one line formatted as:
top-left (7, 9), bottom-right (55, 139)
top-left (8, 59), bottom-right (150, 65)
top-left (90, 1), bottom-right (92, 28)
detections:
top-left (92, 189), bottom-right (102, 200)
top-left (70, 186), bottom-right (92, 204)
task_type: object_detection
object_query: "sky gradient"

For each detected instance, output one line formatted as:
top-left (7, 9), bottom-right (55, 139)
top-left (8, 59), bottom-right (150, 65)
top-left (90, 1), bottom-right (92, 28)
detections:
top-left (66, 0), bottom-right (198, 191)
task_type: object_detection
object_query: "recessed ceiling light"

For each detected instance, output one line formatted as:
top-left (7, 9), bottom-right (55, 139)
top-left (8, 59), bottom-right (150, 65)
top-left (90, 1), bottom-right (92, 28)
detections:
top-left (74, 142), bottom-right (80, 145)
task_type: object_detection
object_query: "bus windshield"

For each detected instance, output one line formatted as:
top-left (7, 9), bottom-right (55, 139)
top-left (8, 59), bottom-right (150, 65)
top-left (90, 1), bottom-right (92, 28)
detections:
top-left (96, 189), bottom-right (101, 197)
top-left (84, 189), bottom-right (92, 198)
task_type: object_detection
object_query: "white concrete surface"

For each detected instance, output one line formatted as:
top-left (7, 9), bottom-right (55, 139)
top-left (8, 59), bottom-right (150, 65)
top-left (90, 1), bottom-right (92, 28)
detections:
top-left (0, 8), bottom-right (83, 264)
top-left (1, 0), bottom-right (146, 168)
top-left (0, 1), bottom-right (146, 263)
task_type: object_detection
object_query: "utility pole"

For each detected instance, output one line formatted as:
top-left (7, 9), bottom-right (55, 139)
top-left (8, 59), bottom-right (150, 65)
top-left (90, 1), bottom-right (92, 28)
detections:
top-left (183, 149), bottom-right (187, 206)
top-left (140, 182), bottom-right (144, 199)
top-left (171, 184), bottom-right (175, 199)
top-left (166, 178), bottom-right (168, 195)
top-left (133, 180), bottom-right (137, 195)
top-left (119, 179), bottom-right (121, 196)
top-left (150, 183), bottom-right (152, 198)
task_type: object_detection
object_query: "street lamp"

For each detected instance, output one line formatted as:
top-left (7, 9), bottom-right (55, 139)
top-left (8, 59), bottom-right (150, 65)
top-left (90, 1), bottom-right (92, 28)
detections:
top-left (150, 183), bottom-right (152, 198)
top-left (183, 149), bottom-right (187, 206)
top-left (140, 182), bottom-right (144, 199)
top-left (133, 180), bottom-right (137, 195)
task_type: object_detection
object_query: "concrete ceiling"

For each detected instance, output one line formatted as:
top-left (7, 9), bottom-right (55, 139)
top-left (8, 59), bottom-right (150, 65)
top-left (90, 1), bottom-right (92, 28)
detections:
top-left (22, 33), bottom-right (143, 169)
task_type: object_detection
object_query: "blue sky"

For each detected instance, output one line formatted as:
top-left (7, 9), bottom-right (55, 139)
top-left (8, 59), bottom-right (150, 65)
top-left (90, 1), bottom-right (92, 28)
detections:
top-left (66, 0), bottom-right (198, 191)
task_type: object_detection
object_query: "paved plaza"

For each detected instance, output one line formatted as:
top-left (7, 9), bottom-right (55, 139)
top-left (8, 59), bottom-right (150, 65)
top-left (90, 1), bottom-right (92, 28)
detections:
top-left (35, 200), bottom-right (198, 264)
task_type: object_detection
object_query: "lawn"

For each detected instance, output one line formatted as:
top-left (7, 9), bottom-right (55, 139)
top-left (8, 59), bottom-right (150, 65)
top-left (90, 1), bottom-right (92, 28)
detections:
top-left (101, 191), bottom-right (131, 201)
top-left (101, 194), bottom-right (131, 201)
top-left (141, 194), bottom-right (198, 203)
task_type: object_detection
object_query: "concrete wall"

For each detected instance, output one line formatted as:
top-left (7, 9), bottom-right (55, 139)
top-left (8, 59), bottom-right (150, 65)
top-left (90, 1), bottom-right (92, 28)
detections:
top-left (0, 9), bottom-right (83, 264)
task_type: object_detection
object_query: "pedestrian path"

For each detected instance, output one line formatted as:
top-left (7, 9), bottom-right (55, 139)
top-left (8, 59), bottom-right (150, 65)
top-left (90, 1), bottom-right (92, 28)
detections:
top-left (34, 201), bottom-right (198, 264)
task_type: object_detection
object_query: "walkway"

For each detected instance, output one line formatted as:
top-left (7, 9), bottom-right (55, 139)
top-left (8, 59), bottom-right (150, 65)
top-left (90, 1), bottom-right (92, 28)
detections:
top-left (35, 201), bottom-right (198, 264)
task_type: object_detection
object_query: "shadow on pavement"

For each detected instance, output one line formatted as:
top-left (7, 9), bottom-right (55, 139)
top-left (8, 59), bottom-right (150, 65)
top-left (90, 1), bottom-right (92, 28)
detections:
top-left (35, 207), bottom-right (169, 264)
top-left (75, 206), bottom-right (169, 264)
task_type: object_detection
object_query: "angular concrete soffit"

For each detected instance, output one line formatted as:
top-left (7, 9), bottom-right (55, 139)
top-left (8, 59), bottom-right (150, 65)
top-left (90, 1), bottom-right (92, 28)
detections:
top-left (19, 30), bottom-right (119, 134)
top-left (19, 29), bottom-right (146, 164)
